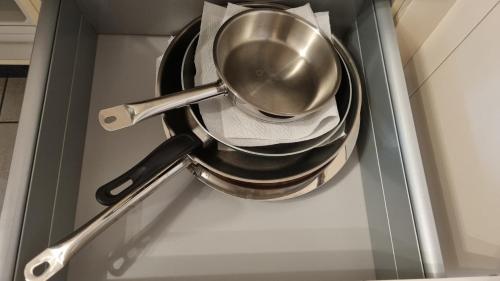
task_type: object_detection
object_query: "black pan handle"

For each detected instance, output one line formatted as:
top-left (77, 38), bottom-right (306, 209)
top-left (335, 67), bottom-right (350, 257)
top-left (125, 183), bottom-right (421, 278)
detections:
top-left (96, 134), bottom-right (202, 206)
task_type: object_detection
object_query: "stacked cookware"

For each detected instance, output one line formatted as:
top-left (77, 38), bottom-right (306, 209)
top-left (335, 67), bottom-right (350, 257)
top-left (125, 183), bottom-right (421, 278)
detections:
top-left (25, 4), bottom-right (362, 281)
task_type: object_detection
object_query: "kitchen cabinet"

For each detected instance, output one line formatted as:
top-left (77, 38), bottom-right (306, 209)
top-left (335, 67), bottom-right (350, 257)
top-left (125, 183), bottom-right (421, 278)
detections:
top-left (0, 0), bottom-right (40, 65)
top-left (399, 0), bottom-right (500, 276)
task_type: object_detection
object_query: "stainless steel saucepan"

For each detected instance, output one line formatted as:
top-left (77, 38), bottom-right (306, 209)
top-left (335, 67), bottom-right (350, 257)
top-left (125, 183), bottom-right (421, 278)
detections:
top-left (177, 32), bottom-right (351, 157)
top-left (99, 9), bottom-right (341, 130)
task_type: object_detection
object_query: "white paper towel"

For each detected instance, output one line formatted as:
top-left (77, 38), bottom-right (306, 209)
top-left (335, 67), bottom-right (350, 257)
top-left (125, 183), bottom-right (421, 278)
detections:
top-left (195, 2), bottom-right (340, 147)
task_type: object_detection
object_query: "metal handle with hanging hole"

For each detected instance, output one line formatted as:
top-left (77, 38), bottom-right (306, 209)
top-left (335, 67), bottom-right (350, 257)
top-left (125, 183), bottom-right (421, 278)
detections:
top-left (24, 159), bottom-right (190, 281)
top-left (98, 82), bottom-right (225, 131)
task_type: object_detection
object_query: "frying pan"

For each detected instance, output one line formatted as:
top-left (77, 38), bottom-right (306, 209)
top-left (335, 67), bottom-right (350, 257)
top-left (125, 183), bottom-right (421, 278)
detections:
top-left (99, 9), bottom-right (341, 129)
top-left (24, 4), bottom-right (362, 281)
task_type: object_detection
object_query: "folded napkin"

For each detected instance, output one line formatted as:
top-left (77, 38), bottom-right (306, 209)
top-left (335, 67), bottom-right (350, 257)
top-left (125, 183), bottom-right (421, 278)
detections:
top-left (195, 2), bottom-right (340, 147)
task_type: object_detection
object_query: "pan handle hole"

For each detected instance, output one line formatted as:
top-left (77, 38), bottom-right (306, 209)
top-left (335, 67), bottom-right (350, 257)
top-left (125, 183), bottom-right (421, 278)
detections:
top-left (32, 261), bottom-right (49, 276)
top-left (113, 257), bottom-right (125, 270)
top-left (104, 116), bottom-right (117, 124)
top-left (110, 180), bottom-right (132, 195)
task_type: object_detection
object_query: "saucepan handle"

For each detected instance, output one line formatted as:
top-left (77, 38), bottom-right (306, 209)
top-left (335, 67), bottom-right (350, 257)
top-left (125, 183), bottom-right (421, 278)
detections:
top-left (24, 134), bottom-right (201, 281)
top-left (99, 81), bottom-right (225, 132)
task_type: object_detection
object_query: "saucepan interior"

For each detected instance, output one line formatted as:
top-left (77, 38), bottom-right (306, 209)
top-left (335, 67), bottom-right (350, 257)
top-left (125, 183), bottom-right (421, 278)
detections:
top-left (214, 9), bottom-right (341, 118)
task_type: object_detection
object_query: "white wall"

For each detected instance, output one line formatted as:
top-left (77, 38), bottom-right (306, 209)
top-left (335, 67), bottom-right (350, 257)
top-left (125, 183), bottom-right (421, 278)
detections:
top-left (397, 0), bottom-right (500, 276)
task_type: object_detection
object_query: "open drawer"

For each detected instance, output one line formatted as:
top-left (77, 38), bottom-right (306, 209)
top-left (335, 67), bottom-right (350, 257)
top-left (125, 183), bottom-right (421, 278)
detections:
top-left (0, 0), bottom-right (444, 280)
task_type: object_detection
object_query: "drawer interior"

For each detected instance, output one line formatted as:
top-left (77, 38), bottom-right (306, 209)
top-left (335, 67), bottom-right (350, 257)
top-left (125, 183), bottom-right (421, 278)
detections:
top-left (14, 0), bottom-right (424, 280)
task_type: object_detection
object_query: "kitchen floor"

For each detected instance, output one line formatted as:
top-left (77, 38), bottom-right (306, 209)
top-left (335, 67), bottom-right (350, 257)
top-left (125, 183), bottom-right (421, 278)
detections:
top-left (0, 72), bottom-right (27, 210)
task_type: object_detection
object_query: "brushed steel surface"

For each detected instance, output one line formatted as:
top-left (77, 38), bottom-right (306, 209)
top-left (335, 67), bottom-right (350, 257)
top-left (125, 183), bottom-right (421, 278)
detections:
top-left (215, 9), bottom-right (340, 118)
top-left (99, 9), bottom-right (340, 131)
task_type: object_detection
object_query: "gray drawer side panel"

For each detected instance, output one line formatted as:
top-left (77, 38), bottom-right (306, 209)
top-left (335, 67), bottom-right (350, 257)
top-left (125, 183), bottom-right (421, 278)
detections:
top-left (356, 0), bottom-right (424, 279)
top-left (0, 1), bottom-right (61, 280)
top-left (373, 0), bottom-right (444, 277)
top-left (48, 18), bottom-right (97, 246)
top-left (347, 25), bottom-right (399, 279)
top-left (13, 1), bottom-right (97, 280)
